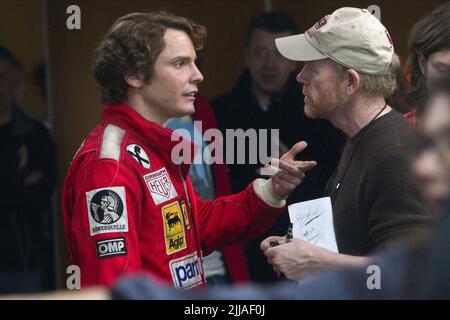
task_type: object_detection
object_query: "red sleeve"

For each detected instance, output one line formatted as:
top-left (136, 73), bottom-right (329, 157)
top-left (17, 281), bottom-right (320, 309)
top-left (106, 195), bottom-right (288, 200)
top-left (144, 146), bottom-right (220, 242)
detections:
top-left (64, 158), bottom-right (142, 288)
top-left (192, 180), bottom-right (285, 256)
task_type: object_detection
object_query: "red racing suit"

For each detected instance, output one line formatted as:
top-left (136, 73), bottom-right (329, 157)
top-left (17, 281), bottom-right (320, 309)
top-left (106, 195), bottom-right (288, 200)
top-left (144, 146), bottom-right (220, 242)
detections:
top-left (62, 102), bottom-right (285, 289)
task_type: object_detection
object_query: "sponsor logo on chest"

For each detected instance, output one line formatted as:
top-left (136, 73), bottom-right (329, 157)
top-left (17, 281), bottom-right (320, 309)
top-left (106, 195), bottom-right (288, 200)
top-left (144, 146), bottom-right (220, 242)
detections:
top-left (162, 201), bottom-right (187, 255)
top-left (126, 144), bottom-right (151, 169)
top-left (180, 199), bottom-right (191, 230)
top-left (170, 252), bottom-right (203, 290)
top-left (144, 167), bottom-right (178, 205)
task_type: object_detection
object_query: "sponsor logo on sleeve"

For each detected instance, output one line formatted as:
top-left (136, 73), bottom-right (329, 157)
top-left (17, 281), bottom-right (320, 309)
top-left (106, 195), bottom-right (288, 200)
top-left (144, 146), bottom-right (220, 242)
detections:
top-left (144, 167), bottom-right (178, 205)
top-left (170, 252), bottom-right (203, 290)
top-left (162, 201), bottom-right (186, 255)
top-left (86, 186), bottom-right (129, 236)
top-left (126, 144), bottom-right (151, 169)
top-left (96, 237), bottom-right (127, 259)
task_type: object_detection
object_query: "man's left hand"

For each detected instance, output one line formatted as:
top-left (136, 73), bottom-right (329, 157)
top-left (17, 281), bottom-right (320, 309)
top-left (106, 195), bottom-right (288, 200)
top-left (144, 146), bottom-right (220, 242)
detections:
top-left (261, 237), bottom-right (334, 281)
top-left (267, 141), bottom-right (317, 199)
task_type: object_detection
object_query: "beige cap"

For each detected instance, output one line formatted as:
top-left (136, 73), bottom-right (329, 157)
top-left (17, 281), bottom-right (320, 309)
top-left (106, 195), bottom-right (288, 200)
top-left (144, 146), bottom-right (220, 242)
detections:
top-left (275, 7), bottom-right (394, 75)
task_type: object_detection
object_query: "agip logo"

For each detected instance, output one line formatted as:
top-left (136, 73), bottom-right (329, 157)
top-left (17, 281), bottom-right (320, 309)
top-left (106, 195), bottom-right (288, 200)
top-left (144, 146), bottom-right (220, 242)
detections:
top-left (162, 201), bottom-right (186, 255)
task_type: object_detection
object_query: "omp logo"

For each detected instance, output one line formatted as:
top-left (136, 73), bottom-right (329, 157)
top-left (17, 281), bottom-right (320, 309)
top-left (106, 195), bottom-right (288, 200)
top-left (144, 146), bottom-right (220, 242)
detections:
top-left (96, 237), bottom-right (127, 258)
top-left (170, 252), bottom-right (203, 290)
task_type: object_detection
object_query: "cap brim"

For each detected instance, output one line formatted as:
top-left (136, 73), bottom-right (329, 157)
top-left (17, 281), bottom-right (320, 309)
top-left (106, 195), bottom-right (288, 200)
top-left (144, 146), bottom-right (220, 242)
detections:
top-left (275, 34), bottom-right (327, 61)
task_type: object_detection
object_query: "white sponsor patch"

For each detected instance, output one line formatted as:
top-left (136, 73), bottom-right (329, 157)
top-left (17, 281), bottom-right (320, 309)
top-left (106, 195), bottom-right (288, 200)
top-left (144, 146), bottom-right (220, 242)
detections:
top-left (144, 167), bottom-right (178, 205)
top-left (86, 186), bottom-right (129, 236)
top-left (170, 252), bottom-right (203, 291)
top-left (126, 144), bottom-right (151, 169)
top-left (96, 237), bottom-right (127, 258)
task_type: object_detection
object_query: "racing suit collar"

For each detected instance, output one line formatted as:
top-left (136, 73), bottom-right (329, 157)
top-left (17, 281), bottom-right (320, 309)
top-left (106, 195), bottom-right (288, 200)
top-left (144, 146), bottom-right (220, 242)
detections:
top-left (101, 102), bottom-right (196, 176)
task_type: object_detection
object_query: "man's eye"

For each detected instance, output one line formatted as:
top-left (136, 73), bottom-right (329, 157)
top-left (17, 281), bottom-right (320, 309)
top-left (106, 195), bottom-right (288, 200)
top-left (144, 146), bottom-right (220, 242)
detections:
top-left (174, 61), bottom-right (183, 68)
top-left (432, 62), bottom-right (450, 73)
top-left (437, 66), bottom-right (450, 73)
top-left (253, 49), bottom-right (267, 59)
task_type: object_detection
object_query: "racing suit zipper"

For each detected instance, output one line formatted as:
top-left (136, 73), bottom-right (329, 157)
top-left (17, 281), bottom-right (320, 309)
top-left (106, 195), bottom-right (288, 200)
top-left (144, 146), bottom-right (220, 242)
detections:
top-left (179, 166), bottom-right (192, 210)
top-left (178, 166), bottom-right (205, 282)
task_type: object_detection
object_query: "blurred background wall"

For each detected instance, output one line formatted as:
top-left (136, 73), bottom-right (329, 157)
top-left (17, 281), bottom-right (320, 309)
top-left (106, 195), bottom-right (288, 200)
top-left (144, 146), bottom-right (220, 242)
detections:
top-left (0, 1), bottom-right (46, 120)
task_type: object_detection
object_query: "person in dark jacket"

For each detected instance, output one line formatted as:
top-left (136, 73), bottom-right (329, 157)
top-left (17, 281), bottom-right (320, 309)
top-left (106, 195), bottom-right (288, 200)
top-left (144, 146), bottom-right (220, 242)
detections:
top-left (211, 11), bottom-right (344, 283)
top-left (261, 7), bottom-right (430, 281)
top-left (0, 47), bottom-right (56, 293)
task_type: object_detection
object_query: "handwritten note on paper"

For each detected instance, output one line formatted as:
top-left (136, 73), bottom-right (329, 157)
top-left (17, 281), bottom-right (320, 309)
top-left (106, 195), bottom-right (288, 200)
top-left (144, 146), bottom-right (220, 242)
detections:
top-left (288, 197), bottom-right (339, 253)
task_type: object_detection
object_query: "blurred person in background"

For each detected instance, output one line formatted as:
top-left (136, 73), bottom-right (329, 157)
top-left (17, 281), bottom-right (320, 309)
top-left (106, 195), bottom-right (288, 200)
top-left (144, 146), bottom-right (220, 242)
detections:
top-left (0, 46), bottom-right (56, 293)
top-left (405, 1), bottom-right (450, 127)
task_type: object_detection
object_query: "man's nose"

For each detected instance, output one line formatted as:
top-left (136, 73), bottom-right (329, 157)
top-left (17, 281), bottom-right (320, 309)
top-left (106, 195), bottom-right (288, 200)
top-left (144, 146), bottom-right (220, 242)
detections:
top-left (296, 67), bottom-right (307, 84)
top-left (192, 64), bottom-right (204, 83)
top-left (264, 53), bottom-right (277, 69)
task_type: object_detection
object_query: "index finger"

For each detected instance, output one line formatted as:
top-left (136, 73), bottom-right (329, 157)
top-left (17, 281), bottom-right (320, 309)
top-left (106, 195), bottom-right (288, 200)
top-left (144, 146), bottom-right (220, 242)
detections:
top-left (282, 141), bottom-right (308, 161)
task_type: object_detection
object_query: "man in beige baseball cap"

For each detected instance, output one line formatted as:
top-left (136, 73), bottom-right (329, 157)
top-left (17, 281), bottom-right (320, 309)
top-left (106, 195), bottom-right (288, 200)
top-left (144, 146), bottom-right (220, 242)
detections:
top-left (275, 7), bottom-right (394, 75)
top-left (261, 7), bottom-right (430, 281)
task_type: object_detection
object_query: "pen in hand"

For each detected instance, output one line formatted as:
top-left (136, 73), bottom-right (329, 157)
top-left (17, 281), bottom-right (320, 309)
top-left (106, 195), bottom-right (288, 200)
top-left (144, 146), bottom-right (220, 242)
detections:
top-left (270, 241), bottom-right (279, 247)
top-left (286, 223), bottom-right (293, 243)
top-left (272, 223), bottom-right (294, 278)
top-left (270, 223), bottom-right (293, 248)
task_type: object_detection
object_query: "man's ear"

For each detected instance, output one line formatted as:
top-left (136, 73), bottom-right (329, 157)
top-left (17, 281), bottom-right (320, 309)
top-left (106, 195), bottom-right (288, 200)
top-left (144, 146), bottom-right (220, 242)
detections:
top-left (344, 69), bottom-right (361, 95)
top-left (418, 52), bottom-right (427, 76)
top-left (124, 73), bottom-right (144, 88)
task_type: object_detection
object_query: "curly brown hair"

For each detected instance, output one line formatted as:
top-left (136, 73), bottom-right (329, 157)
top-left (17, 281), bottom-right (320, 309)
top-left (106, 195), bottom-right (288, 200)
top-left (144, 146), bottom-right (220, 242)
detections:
top-left (93, 11), bottom-right (207, 104)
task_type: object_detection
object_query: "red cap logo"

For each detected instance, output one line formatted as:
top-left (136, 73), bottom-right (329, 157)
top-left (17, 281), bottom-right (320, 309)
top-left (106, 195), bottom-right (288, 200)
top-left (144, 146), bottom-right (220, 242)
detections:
top-left (314, 16), bottom-right (328, 30)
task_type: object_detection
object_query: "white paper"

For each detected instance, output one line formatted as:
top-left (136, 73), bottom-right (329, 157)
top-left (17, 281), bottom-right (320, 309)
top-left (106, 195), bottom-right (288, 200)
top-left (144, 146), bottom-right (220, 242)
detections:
top-left (288, 197), bottom-right (339, 253)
